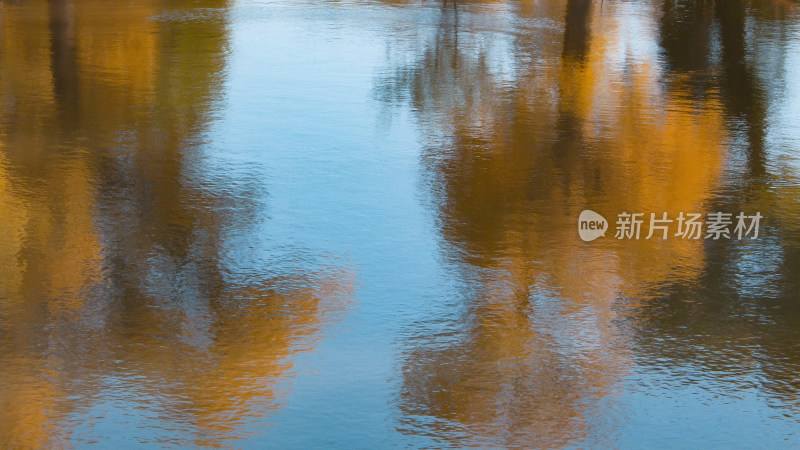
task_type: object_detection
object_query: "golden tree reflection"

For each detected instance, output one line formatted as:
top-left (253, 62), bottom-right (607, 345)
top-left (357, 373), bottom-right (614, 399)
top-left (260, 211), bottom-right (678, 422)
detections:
top-left (0, 0), bottom-right (354, 446)
top-left (377, 0), bottom-right (799, 445)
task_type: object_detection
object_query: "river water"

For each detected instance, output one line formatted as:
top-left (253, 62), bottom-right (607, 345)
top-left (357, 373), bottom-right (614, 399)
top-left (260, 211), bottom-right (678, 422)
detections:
top-left (1, 0), bottom-right (799, 446)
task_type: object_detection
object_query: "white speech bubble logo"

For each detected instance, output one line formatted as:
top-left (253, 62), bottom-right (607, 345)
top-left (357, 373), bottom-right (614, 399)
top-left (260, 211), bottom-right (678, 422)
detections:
top-left (578, 210), bottom-right (608, 242)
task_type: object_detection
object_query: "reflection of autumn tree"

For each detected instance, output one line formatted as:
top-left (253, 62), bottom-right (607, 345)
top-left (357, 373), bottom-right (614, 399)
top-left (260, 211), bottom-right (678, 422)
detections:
top-left (628, 0), bottom-right (800, 410)
top-left (375, 0), bottom-right (800, 445)
top-left (1, 2), bottom-right (104, 443)
top-left (658, 0), bottom-right (770, 176)
top-left (97, 269), bottom-right (354, 446)
top-left (0, 0), bottom-right (354, 446)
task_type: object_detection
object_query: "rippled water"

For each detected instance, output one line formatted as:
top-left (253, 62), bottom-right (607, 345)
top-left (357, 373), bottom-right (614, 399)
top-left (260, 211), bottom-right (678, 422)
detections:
top-left (1, 0), bottom-right (799, 446)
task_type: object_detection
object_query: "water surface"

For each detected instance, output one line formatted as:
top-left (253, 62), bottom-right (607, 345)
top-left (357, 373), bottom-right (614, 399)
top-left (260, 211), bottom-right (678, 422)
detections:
top-left (1, 0), bottom-right (799, 446)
